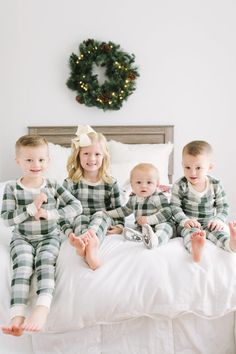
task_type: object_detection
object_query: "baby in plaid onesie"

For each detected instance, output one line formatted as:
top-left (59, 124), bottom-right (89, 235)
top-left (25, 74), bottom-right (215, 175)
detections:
top-left (1, 135), bottom-right (82, 336)
top-left (105, 163), bottom-right (174, 249)
top-left (62, 125), bottom-right (124, 270)
top-left (170, 140), bottom-right (236, 262)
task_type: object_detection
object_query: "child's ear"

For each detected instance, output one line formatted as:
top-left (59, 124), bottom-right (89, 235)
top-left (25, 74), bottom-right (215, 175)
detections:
top-left (209, 163), bottom-right (214, 171)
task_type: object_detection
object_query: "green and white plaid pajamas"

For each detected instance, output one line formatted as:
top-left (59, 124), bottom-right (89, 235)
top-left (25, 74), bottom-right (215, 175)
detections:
top-left (62, 178), bottom-right (124, 240)
top-left (107, 191), bottom-right (175, 245)
top-left (170, 176), bottom-right (230, 252)
top-left (1, 178), bottom-right (82, 319)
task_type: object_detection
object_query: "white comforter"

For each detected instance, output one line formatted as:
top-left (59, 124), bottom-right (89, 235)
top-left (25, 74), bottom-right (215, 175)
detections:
top-left (1, 219), bottom-right (236, 334)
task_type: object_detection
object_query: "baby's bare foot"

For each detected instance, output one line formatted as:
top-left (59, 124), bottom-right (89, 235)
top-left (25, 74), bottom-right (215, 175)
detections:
top-left (191, 230), bottom-right (206, 262)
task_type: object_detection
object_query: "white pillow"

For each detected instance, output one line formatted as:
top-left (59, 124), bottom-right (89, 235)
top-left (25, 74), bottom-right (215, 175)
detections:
top-left (108, 140), bottom-right (173, 185)
top-left (46, 143), bottom-right (71, 184)
top-left (45, 140), bottom-right (173, 187)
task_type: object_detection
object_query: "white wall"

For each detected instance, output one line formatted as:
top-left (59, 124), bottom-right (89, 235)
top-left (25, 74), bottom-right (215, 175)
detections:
top-left (1, 0), bottom-right (236, 218)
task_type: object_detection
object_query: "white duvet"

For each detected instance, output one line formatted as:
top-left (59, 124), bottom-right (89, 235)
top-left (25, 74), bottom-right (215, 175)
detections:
top-left (1, 219), bottom-right (236, 334)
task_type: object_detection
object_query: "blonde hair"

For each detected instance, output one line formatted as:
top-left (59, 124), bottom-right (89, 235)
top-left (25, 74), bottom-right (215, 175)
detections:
top-left (182, 140), bottom-right (212, 157)
top-left (130, 163), bottom-right (160, 182)
top-left (67, 132), bottom-right (112, 183)
top-left (15, 135), bottom-right (48, 155)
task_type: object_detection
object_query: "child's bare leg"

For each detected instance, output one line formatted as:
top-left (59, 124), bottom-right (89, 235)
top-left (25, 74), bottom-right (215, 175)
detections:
top-left (191, 230), bottom-right (206, 262)
top-left (85, 229), bottom-right (101, 270)
top-left (2, 316), bottom-right (25, 336)
top-left (69, 232), bottom-right (88, 257)
top-left (229, 221), bottom-right (236, 252)
top-left (22, 305), bottom-right (49, 332)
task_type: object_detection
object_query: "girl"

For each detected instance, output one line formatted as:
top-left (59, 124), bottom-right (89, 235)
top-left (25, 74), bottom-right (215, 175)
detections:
top-left (62, 125), bottom-right (123, 270)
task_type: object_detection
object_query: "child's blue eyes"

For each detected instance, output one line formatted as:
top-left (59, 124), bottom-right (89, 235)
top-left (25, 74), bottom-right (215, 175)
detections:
top-left (83, 153), bottom-right (101, 156)
top-left (136, 181), bottom-right (153, 184)
top-left (26, 159), bottom-right (45, 162)
top-left (185, 167), bottom-right (201, 170)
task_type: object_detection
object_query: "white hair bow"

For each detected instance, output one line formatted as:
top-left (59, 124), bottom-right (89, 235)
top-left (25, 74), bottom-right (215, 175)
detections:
top-left (72, 125), bottom-right (96, 148)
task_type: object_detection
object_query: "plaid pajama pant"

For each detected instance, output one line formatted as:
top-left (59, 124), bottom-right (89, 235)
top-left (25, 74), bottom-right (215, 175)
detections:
top-left (177, 224), bottom-right (230, 252)
top-left (136, 221), bottom-right (174, 245)
top-left (10, 233), bottom-right (61, 319)
top-left (73, 212), bottom-right (115, 240)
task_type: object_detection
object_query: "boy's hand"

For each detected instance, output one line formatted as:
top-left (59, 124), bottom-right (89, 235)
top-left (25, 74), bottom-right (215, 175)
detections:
top-left (34, 208), bottom-right (48, 220)
top-left (136, 216), bottom-right (148, 225)
top-left (184, 218), bottom-right (201, 229)
top-left (34, 192), bottom-right (47, 210)
top-left (208, 219), bottom-right (224, 231)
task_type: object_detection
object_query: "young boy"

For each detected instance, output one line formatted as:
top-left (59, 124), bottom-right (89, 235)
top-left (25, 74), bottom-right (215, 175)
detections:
top-left (171, 140), bottom-right (236, 262)
top-left (105, 163), bottom-right (174, 249)
top-left (1, 135), bottom-right (82, 336)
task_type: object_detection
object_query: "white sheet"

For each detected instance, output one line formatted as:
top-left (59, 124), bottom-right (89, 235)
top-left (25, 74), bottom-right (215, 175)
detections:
top-left (0, 314), bottom-right (235, 354)
top-left (1, 218), bottom-right (236, 334)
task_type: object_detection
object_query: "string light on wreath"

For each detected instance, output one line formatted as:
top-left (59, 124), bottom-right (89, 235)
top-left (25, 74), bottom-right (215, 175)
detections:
top-left (66, 39), bottom-right (139, 111)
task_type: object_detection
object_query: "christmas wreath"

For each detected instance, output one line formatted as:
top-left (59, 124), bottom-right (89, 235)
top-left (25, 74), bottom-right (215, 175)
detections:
top-left (66, 39), bottom-right (139, 111)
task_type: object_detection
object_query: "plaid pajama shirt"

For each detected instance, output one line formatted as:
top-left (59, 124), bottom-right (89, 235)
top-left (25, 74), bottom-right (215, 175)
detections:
top-left (170, 175), bottom-right (230, 252)
top-left (62, 177), bottom-right (124, 240)
top-left (107, 190), bottom-right (175, 245)
top-left (1, 178), bottom-right (82, 318)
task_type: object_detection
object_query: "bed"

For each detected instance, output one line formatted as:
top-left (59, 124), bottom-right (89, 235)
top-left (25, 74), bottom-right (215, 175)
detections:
top-left (0, 125), bottom-right (236, 354)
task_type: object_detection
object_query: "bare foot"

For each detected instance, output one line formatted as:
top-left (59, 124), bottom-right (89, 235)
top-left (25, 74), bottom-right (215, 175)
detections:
top-left (85, 229), bottom-right (101, 270)
top-left (69, 232), bottom-right (88, 257)
top-left (229, 221), bottom-right (236, 252)
top-left (191, 230), bottom-right (206, 262)
top-left (2, 316), bottom-right (25, 336)
top-left (22, 305), bottom-right (49, 332)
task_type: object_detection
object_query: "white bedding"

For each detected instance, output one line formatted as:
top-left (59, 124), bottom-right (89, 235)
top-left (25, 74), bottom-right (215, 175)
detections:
top-left (1, 218), bottom-right (236, 334)
top-left (1, 217), bottom-right (236, 353)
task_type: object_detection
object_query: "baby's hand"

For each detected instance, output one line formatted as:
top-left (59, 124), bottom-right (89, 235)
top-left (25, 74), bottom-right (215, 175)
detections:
top-left (34, 208), bottom-right (48, 220)
top-left (184, 218), bottom-right (201, 229)
top-left (107, 226), bottom-right (123, 235)
top-left (34, 192), bottom-right (47, 210)
top-left (207, 219), bottom-right (224, 231)
top-left (136, 216), bottom-right (148, 225)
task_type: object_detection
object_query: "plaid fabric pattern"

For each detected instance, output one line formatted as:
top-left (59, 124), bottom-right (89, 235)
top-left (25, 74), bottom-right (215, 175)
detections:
top-left (107, 190), bottom-right (174, 243)
top-left (1, 179), bottom-right (83, 240)
top-left (171, 176), bottom-right (230, 252)
top-left (62, 178), bottom-right (124, 238)
top-left (1, 178), bottom-right (82, 316)
top-left (107, 191), bottom-right (173, 225)
top-left (170, 176), bottom-right (229, 226)
top-left (10, 234), bottom-right (60, 308)
top-left (74, 212), bottom-right (115, 240)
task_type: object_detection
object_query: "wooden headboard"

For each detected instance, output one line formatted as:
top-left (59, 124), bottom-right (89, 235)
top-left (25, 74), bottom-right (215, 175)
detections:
top-left (28, 125), bottom-right (174, 183)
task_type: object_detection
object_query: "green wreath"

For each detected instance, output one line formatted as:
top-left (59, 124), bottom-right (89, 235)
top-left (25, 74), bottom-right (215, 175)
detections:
top-left (66, 39), bottom-right (139, 111)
